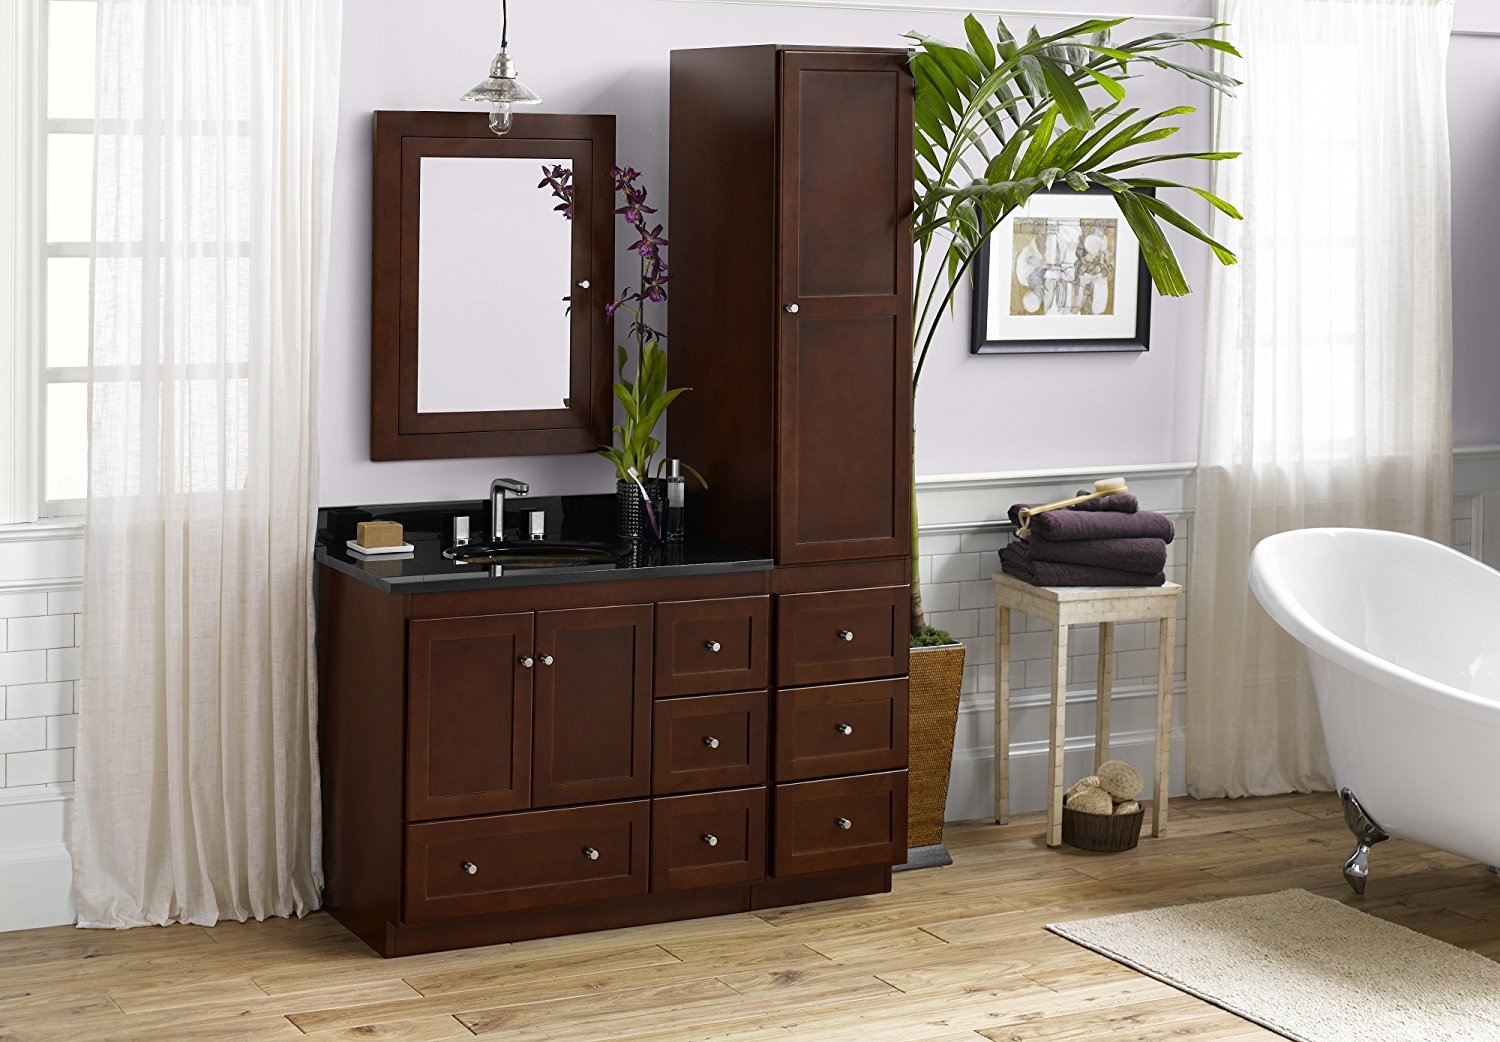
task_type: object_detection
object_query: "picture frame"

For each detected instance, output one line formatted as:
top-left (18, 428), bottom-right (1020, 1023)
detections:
top-left (970, 184), bottom-right (1153, 355)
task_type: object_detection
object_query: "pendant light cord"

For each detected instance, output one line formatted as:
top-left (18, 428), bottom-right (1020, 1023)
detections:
top-left (501, 0), bottom-right (509, 48)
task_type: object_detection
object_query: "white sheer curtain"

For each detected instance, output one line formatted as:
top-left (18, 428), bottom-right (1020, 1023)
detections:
top-left (72, 0), bottom-right (343, 927)
top-left (1187, 0), bottom-right (1453, 798)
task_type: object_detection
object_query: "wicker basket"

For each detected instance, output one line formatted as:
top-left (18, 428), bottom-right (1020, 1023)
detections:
top-left (907, 642), bottom-right (965, 849)
top-left (1061, 801), bottom-right (1146, 852)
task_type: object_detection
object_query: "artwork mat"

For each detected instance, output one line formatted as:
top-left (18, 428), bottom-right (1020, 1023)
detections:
top-left (970, 185), bottom-right (1153, 354)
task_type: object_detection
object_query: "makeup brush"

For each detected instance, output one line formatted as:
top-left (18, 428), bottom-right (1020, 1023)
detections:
top-left (1017, 478), bottom-right (1129, 539)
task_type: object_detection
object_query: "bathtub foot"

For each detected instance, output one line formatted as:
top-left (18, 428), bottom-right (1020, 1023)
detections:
top-left (1340, 788), bottom-right (1389, 896)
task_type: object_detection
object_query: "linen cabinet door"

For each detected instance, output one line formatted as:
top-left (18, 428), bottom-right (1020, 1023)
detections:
top-left (407, 613), bottom-right (534, 821)
top-left (533, 604), bottom-right (653, 807)
top-left (775, 50), bottom-right (913, 565)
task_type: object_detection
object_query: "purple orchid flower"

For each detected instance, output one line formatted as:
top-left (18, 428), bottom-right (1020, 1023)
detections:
top-left (628, 224), bottom-right (669, 260)
top-left (641, 260), bottom-right (670, 303)
top-left (538, 164), bottom-right (574, 221)
top-left (609, 165), bottom-right (641, 192)
top-left (604, 291), bottom-right (639, 319)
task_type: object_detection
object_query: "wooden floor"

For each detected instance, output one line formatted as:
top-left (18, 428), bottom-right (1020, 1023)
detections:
top-left (4, 793), bottom-right (1500, 1042)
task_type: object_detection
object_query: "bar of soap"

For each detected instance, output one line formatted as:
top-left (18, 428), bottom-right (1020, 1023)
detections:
top-left (356, 520), bottom-right (404, 549)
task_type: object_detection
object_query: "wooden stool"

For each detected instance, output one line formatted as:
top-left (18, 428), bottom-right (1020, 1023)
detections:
top-left (992, 571), bottom-right (1181, 848)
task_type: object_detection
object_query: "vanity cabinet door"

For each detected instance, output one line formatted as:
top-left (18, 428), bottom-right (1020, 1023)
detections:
top-left (533, 604), bottom-right (654, 807)
top-left (407, 613), bottom-right (534, 821)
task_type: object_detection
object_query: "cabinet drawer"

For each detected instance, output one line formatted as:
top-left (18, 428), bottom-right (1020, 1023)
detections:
top-left (652, 692), bottom-right (768, 795)
top-left (776, 586), bottom-right (908, 687)
top-left (651, 788), bottom-right (766, 892)
top-left (774, 679), bottom-right (907, 782)
top-left (403, 801), bottom-right (648, 922)
top-left (771, 771), bottom-right (907, 877)
top-left (655, 596), bottom-right (770, 696)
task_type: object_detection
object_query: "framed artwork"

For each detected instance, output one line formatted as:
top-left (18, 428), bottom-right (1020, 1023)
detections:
top-left (970, 184), bottom-right (1153, 355)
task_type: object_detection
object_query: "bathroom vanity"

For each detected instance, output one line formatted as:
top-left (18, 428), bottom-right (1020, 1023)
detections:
top-left (317, 503), bottom-right (908, 957)
top-left (323, 44), bottom-right (914, 957)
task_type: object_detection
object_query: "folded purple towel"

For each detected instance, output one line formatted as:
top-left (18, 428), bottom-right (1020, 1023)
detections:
top-left (1022, 535), bottom-right (1167, 575)
top-left (1014, 507), bottom-right (1173, 543)
top-left (1067, 491), bottom-right (1138, 513)
top-left (1000, 545), bottom-right (1166, 588)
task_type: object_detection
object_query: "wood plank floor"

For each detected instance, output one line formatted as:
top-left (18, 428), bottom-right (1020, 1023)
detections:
top-left (4, 792), bottom-right (1499, 1042)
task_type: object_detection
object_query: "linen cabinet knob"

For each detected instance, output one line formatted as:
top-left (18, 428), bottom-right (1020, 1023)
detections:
top-left (702, 834), bottom-right (719, 847)
top-left (541, 654), bottom-right (554, 666)
top-left (835, 723), bottom-right (854, 736)
top-left (836, 817), bottom-right (853, 830)
top-left (837, 630), bottom-right (854, 642)
top-left (582, 847), bottom-right (599, 861)
top-left (461, 861), bottom-right (478, 875)
top-left (784, 303), bottom-right (799, 314)
top-left (518, 655), bottom-right (534, 668)
top-left (703, 736), bottom-right (720, 749)
top-left (705, 640), bottom-right (722, 652)
top-left (577, 279), bottom-right (590, 289)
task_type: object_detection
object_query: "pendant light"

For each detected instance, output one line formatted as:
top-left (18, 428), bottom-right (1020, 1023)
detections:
top-left (461, 0), bottom-right (541, 136)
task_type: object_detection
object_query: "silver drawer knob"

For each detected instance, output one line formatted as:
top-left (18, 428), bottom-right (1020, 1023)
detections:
top-left (836, 723), bottom-right (854, 736)
top-left (577, 279), bottom-right (591, 289)
top-left (703, 736), bottom-right (720, 749)
top-left (784, 303), bottom-right (799, 314)
top-left (462, 861), bottom-right (478, 875)
top-left (541, 654), bottom-right (555, 666)
top-left (583, 846), bottom-right (599, 860)
top-left (518, 655), bottom-right (534, 668)
top-left (702, 833), bottom-right (719, 847)
top-left (705, 640), bottom-right (722, 653)
top-left (836, 817), bottom-right (853, 830)
top-left (837, 630), bottom-right (854, 642)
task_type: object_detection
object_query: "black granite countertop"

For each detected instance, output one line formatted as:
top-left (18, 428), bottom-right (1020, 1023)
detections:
top-left (315, 494), bottom-right (773, 595)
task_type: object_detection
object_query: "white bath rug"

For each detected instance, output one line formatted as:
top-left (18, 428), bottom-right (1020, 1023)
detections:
top-left (1048, 888), bottom-right (1500, 1042)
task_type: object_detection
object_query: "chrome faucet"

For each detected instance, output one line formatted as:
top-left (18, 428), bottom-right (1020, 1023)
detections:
top-left (489, 478), bottom-right (529, 542)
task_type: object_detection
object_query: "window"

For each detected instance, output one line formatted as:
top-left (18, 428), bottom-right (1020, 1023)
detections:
top-left (39, 0), bottom-right (97, 515)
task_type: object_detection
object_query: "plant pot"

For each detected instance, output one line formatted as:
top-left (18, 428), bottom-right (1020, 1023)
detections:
top-left (615, 478), bottom-right (665, 544)
top-left (897, 641), bottom-right (965, 871)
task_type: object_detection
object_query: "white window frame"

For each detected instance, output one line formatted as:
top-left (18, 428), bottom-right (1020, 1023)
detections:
top-left (2, 0), bottom-right (95, 525)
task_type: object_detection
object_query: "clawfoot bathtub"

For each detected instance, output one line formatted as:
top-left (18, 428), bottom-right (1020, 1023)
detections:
top-left (1249, 527), bottom-right (1500, 894)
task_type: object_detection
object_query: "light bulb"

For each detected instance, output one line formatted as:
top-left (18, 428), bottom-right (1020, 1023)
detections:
top-left (489, 102), bottom-right (514, 136)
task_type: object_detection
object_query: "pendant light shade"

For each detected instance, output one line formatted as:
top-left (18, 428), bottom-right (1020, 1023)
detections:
top-left (462, 0), bottom-right (541, 136)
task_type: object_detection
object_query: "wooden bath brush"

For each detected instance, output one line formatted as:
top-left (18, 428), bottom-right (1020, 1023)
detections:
top-left (1017, 477), bottom-right (1129, 539)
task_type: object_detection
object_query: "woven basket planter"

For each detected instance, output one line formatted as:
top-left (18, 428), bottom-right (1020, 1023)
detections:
top-left (1061, 802), bottom-right (1145, 852)
top-left (904, 642), bottom-right (965, 865)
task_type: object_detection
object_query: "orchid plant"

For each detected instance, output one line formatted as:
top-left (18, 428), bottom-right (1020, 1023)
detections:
top-left (594, 166), bottom-right (703, 488)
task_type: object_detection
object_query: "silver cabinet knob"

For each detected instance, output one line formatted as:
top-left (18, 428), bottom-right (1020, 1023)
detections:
top-left (577, 279), bottom-right (591, 289)
top-left (462, 861), bottom-right (478, 875)
top-left (705, 640), bottom-right (721, 653)
top-left (837, 630), bottom-right (854, 642)
top-left (784, 303), bottom-right (799, 314)
top-left (702, 833), bottom-right (719, 847)
top-left (836, 723), bottom-right (854, 736)
top-left (583, 846), bottom-right (599, 860)
top-left (518, 655), bottom-right (534, 668)
top-left (541, 654), bottom-right (555, 666)
top-left (703, 736), bottom-right (720, 749)
top-left (836, 817), bottom-right (853, 830)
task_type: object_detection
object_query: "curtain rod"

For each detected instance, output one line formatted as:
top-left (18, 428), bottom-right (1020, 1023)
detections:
top-left (653, 0), bottom-right (1500, 35)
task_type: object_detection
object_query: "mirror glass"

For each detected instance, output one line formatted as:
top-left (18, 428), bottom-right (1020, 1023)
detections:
top-left (416, 156), bottom-right (574, 414)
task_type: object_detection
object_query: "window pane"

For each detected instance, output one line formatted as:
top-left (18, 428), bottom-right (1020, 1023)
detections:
top-left (46, 383), bottom-right (88, 503)
top-left (46, 257), bottom-right (90, 368)
top-left (47, 1), bottom-right (98, 120)
top-left (47, 133), bottom-right (94, 242)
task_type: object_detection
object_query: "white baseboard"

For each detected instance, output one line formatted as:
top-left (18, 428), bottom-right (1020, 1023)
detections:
top-left (0, 786), bottom-right (75, 931)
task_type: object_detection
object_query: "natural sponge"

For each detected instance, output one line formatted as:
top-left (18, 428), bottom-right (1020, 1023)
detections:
top-left (1064, 786), bottom-right (1114, 815)
top-left (1096, 760), bottom-right (1144, 801)
top-left (1065, 775), bottom-right (1101, 799)
top-left (1113, 800), bottom-right (1141, 816)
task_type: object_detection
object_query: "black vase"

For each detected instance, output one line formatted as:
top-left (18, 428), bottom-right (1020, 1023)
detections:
top-left (615, 478), bottom-right (665, 544)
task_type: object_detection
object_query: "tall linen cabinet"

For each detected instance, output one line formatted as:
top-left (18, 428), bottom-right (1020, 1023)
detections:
top-left (669, 46), bottom-right (916, 896)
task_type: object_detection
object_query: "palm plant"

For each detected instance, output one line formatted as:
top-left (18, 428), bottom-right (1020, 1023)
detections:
top-left (905, 15), bottom-right (1243, 635)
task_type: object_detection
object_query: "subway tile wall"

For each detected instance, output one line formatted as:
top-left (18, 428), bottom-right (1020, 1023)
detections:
top-left (0, 590), bottom-right (80, 791)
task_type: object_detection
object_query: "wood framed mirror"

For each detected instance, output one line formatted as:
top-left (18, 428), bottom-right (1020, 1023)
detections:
top-left (370, 111), bottom-right (614, 460)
